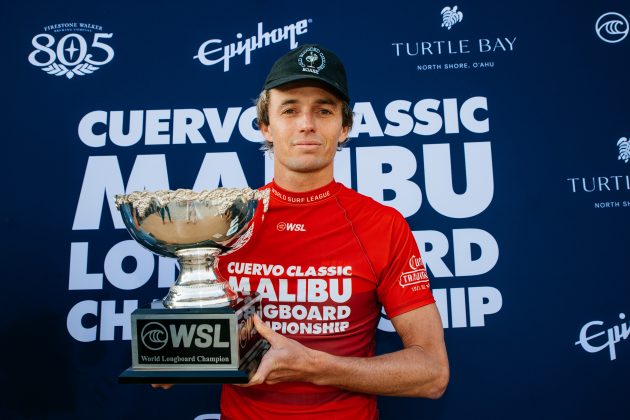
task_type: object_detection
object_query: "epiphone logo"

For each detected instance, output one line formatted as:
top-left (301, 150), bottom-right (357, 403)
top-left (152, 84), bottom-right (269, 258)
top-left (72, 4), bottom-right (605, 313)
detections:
top-left (194, 19), bottom-right (309, 72)
top-left (575, 312), bottom-right (630, 361)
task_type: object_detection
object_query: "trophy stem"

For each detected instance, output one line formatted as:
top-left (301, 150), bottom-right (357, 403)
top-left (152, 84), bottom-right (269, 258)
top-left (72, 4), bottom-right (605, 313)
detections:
top-left (163, 247), bottom-right (237, 308)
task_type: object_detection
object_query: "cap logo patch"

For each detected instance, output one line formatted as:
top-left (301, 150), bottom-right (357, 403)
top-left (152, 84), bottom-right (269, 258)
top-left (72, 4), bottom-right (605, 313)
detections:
top-left (298, 46), bottom-right (326, 74)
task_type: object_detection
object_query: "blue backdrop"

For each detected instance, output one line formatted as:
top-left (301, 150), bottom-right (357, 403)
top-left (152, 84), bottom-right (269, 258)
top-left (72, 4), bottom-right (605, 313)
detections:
top-left (2, 1), bottom-right (629, 419)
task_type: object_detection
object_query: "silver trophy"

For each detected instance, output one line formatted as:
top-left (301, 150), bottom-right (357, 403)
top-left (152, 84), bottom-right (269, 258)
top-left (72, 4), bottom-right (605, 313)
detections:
top-left (114, 187), bottom-right (270, 384)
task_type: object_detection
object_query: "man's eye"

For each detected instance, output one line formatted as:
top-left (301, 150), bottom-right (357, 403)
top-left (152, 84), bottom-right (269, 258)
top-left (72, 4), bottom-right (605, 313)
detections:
top-left (319, 109), bottom-right (333, 115)
top-left (282, 109), bottom-right (296, 115)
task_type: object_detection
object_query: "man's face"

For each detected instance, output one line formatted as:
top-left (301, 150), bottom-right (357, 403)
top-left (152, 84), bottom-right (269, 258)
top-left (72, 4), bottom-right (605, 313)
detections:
top-left (260, 82), bottom-right (349, 181)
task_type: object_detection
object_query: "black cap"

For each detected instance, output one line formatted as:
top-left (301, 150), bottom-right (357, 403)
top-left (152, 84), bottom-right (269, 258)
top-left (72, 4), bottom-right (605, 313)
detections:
top-left (263, 44), bottom-right (349, 102)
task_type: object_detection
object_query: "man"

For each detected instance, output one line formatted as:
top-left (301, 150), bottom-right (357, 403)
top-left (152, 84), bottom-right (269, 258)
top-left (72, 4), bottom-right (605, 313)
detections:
top-left (216, 44), bottom-right (449, 419)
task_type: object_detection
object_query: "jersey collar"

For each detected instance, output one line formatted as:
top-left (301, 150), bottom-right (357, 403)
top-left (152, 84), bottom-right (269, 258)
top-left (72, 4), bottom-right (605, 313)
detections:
top-left (269, 180), bottom-right (340, 205)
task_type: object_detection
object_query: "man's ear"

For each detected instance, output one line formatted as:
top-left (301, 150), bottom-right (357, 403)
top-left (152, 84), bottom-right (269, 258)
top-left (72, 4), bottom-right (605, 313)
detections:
top-left (259, 123), bottom-right (273, 143)
top-left (338, 125), bottom-right (350, 144)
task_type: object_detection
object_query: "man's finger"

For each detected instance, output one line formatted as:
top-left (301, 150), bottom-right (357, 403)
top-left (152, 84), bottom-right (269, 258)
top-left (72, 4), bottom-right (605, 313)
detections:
top-left (253, 314), bottom-right (282, 346)
top-left (248, 355), bottom-right (272, 385)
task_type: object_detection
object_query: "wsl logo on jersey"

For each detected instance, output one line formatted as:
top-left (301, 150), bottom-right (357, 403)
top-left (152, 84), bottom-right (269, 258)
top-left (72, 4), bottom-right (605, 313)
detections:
top-left (277, 222), bottom-right (307, 232)
top-left (28, 23), bottom-right (114, 79)
top-left (399, 255), bottom-right (429, 290)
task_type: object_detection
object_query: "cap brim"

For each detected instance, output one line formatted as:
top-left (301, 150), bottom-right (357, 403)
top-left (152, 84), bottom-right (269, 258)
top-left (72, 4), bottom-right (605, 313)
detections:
top-left (264, 74), bottom-right (349, 102)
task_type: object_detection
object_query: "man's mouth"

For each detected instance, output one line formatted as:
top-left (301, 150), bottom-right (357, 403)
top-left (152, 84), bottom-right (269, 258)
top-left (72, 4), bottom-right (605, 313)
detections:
top-left (293, 141), bottom-right (321, 147)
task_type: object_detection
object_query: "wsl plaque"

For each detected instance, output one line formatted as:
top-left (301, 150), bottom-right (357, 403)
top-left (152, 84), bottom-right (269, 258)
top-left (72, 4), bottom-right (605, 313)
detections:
top-left (115, 188), bottom-right (270, 384)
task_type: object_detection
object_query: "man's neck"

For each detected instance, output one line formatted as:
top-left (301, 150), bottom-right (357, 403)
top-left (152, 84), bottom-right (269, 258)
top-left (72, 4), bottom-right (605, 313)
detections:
top-left (273, 170), bottom-right (334, 193)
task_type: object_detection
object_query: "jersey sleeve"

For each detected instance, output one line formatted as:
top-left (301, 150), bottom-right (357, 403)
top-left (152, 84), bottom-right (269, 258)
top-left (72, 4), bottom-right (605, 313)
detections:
top-left (376, 211), bottom-right (435, 319)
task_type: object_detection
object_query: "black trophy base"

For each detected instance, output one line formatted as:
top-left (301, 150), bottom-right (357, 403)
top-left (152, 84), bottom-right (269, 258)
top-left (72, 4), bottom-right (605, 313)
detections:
top-left (118, 367), bottom-right (249, 384)
top-left (118, 292), bottom-right (266, 385)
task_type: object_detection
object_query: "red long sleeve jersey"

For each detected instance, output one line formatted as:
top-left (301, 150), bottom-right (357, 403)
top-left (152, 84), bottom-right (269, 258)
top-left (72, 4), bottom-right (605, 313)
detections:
top-left (217, 180), bottom-right (434, 420)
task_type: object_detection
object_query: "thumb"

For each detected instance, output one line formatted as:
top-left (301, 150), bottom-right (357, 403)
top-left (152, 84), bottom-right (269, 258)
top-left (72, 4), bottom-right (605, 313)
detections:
top-left (253, 314), bottom-right (282, 346)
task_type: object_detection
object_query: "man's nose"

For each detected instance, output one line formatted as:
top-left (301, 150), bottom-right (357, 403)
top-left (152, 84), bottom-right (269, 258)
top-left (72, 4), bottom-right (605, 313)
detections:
top-left (298, 112), bottom-right (316, 131)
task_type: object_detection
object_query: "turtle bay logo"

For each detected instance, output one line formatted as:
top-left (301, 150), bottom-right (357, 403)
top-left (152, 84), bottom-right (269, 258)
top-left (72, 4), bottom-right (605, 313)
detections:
top-left (298, 46), bottom-right (326, 74)
top-left (141, 322), bottom-right (168, 351)
top-left (595, 12), bottom-right (629, 43)
top-left (618, 137), bottom-right (630, 163)
top-left (28, 23), bottom-right (114, 79)
top-left (392, 5), bottom-right (516, 72)
top-left (441, 6), bottom-right (463, 30)
top-left (566, 135), bottom-right (630, 209)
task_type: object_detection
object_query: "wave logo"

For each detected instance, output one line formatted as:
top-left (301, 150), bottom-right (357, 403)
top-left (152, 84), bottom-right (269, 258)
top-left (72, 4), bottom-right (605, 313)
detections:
top-left (595, 12), bottom-right (629, 43)
top-left (441, 6), bottom-right (463, 30)
top-left (28, 23), bottom-right (114, 79)
top-left (141, 322), bottom-right (168, 351)
top-left (618, 137), bottom-right (630, 163)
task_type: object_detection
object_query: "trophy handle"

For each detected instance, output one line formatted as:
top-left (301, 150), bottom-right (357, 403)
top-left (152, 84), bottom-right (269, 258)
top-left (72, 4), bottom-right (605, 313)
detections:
top-left (163, 247), bottom-right (238, 308)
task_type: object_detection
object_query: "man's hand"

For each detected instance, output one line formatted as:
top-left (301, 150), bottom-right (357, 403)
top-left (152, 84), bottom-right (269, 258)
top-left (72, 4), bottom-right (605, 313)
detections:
top-left (245, 314), bottom-right (319, 386)
top-left (243, 305), bottom-right (448, 398)
top-left (151, 384), bottom-right (173, 390)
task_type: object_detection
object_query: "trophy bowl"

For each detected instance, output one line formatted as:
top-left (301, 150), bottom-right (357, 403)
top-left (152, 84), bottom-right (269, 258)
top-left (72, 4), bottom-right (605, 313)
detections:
top-left (115, 188), bottom-right (270, 308)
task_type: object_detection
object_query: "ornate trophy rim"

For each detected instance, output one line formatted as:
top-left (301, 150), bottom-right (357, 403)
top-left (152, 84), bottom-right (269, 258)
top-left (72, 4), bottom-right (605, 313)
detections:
top-left (115, 187), bottom-right (270, 216)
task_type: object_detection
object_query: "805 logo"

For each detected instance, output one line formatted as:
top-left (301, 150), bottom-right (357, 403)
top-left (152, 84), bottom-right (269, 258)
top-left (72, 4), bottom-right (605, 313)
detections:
top-left (28, 23), bottom-right (115, 79)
